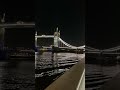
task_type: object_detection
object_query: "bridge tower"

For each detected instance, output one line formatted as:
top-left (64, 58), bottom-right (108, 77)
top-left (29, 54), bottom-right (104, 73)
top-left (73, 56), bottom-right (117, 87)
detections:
top-left (0, 13), bottom-right (5, 47)
top-left (54, 27), bottom-right (60, 47)
top-left (35, 31), bottom-right (37, 47)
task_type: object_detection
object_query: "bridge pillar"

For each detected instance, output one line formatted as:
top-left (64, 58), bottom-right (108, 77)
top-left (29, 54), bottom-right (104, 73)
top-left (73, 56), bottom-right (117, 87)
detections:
top-left (54, 27), bottom-right (60, 47)
top-left (0, 13), bottom-right (5, 47)
top-left (35, 31), bottom-right (37, 47)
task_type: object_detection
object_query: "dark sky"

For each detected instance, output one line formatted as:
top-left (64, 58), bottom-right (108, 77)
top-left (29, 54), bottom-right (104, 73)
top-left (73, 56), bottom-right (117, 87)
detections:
top-left (0, 1), bottom-right (35, 48)
top-left (86, 0), bottom-right (120, 49)
top-left (0, 1), bottom-right (35, 21)
top-left (0, 0), bottom-right (85, 47)
top-left (36, 0), bottom-right (85, 46)
top-left (0, 0), bottom-right (120, 49)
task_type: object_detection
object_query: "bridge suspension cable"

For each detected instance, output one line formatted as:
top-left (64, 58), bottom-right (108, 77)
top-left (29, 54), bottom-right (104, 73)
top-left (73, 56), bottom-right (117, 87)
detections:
top-left (35, 34), bottom-right (120, 52)
top-left (85, 46), bottom-right (100, 51)
top-left (59, 38), bottom-right (85, 49)
top-left (102, 46), bottom-right (120, 51)
top-left (35, 35), bottom-right (85, 49)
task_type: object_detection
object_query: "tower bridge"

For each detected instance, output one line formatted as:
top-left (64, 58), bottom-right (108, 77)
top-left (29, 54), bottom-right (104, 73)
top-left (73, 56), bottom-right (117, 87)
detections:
top-left (0, 23), bottom-right (35, 28)
top-left (35, 27), bottom-right (85, 54)
top-left (0, 13), bottom-right (35, 48)
top-left (1, 12), bottom-right (119, 57)
top-left (86, 45), bottom-right (120, 55)
top-left (35, 27), bottom-right (120, 56)
top-left (86, 45), bottom-right (120, 60)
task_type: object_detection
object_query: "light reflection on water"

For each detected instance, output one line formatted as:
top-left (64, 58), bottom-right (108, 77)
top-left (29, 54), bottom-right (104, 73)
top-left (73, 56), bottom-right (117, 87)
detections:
top-left (35, 52), bottom-right (84, 70)
top-left (35, 68), bottom-right (69, 78)
top-left (35, 52), bottom-right (84, 90)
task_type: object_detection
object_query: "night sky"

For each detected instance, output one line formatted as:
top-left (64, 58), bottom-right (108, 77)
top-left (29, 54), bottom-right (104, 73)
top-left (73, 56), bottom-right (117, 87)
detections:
top-left (36, 0), bottom-right (85, 46)
top-left (0, 1), bottom-right (35, 48)
top-left (0, 0), bottom-right (120, 49)
top-left (86, 0), bottom-right (120, 49)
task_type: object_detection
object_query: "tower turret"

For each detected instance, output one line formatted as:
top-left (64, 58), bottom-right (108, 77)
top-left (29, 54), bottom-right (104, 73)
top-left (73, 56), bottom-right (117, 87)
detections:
top-left (54, 27), bottom-right (60, 47)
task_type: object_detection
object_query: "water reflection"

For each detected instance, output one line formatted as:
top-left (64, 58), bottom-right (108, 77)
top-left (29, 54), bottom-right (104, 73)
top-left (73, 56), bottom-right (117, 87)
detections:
top-left (35, 52), bottom-right (84, 90)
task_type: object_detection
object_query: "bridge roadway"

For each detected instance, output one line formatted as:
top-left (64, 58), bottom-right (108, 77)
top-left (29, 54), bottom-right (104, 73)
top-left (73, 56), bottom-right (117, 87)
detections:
top-left (35, 35), bottom-right (54, 38)
top-left (0, 23), bottom-right (35, 28)
top-left (39, 47), bottom-right (84, 54)
top-left (45, 57), bottom-right (85, 90)
top-left (86, 51), bottom-right (120, 55)
top-left (102, 52), bottom-right (120, 55)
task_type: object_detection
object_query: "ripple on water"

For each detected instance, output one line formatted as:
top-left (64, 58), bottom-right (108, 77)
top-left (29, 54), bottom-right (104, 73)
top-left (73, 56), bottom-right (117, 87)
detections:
top-left (85, 63), bottom-right (120, 90)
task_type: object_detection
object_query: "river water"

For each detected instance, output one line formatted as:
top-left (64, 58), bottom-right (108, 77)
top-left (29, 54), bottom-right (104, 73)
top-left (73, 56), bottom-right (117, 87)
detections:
top-left (0, 60), bottom-right (35, 90)
top-left (86, 60), bottom-right (120, 90)
top-left (1, 53), bottom-right (118, 90)
top-left (35, 52), bottom-right (85, 90)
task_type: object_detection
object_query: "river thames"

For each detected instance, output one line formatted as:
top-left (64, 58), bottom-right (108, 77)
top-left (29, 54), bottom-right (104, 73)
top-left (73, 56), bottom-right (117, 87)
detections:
top-left (0, 60), bottom-right (35, 90)
top-left (35, 52), bottom-right (85, 90)
top-left (86, 58), bottom-right (120, 90)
